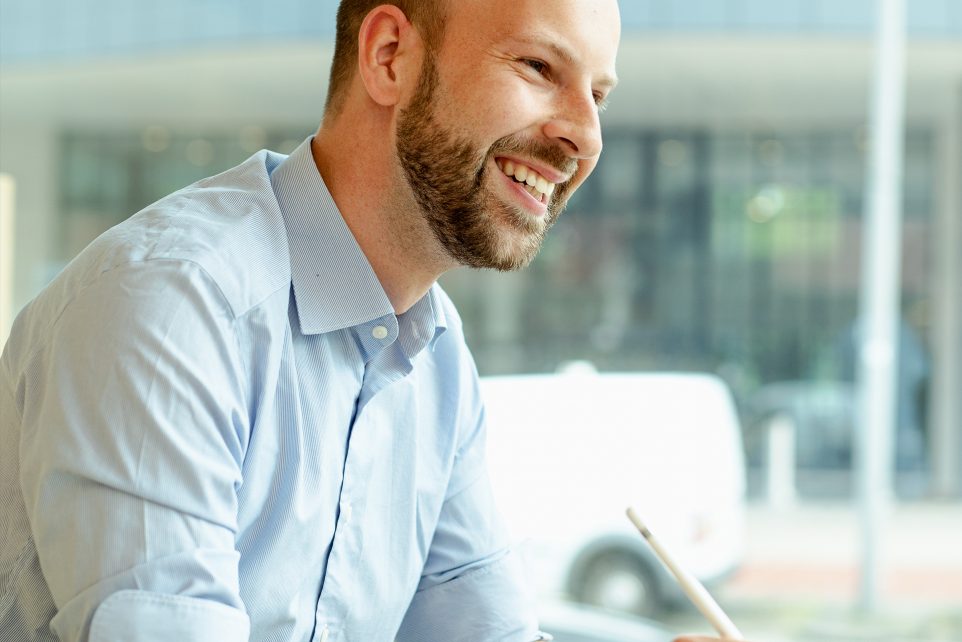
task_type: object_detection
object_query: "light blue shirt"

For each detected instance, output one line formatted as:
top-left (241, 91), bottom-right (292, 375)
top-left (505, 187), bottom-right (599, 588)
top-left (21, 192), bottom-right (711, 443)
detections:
top-left (0, 138), bottom-right (540, 642)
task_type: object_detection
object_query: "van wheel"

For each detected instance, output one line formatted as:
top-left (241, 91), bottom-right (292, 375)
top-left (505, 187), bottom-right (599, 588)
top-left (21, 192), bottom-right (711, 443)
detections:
top-left (571, 550), bottom-right (661, 618)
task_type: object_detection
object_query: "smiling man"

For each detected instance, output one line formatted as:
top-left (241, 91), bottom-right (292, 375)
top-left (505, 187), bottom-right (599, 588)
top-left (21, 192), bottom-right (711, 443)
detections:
top-left (0, 1), bottom-right (627, 641)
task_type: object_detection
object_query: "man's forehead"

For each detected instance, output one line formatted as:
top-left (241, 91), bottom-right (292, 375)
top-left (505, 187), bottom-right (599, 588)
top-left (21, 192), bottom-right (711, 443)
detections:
top-left (446, 0), bottom-right (620, 79)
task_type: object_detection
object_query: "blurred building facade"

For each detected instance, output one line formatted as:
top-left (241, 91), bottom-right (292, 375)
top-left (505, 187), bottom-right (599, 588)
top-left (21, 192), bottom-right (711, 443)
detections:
top-left (1, 0), bottom-right (960, 496)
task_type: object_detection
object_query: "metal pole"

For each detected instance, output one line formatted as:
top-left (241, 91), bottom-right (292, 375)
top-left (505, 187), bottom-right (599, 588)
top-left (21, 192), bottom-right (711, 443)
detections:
top-left (856, 0), bottom-right (906, 613)
top-left (930, 83), bottom-right (962, 498)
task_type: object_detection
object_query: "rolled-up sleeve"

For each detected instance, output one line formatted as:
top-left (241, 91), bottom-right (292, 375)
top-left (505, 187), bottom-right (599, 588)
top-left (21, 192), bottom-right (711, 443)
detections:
top-left (88, 590), bottom-right (249, 641)
top-left (396, 545), bottom-right (538, 642)
top-left (396, 397), bottom-right (540, 642)
top-left (18, 259), bottom-right (250, 641)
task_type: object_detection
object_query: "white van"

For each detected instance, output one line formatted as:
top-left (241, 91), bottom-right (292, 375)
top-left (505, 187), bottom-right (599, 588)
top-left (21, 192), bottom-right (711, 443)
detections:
top-left (481, 370), bottom-right (746, 617)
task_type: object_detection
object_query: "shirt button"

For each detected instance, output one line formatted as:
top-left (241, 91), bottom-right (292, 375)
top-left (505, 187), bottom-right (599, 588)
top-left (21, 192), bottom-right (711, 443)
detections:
top-left (319, 625), bottom-right (329, 642)
top-left (372, 325), bottom-right (388, 340)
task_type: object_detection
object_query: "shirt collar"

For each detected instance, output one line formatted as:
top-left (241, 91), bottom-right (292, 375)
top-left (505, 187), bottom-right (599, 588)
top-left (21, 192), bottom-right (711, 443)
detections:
top-left (399, 285), bottom-right (448, 356)
top-left (270, 136), bottom-right (447, 347)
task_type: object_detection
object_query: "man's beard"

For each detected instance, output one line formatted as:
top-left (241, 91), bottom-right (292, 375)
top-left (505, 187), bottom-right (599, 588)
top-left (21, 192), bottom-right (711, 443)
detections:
top-left (395, 53), bottom-right (577, 271)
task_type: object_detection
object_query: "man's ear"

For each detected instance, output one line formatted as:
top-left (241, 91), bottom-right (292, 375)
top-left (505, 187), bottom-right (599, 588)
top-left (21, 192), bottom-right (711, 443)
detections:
top-left (356, 5), bottom-right (419, 107)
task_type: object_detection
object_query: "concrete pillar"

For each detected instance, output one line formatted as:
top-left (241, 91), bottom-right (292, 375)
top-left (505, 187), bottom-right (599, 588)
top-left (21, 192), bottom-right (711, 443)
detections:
top-left (929, 82), bottom-right (962, 498)
top-left (766, 412), bottom-right (797, 509)
top-left (0, 123), bottom-right (59, 313)
top-left (0, 174), bottom-right (14, 345)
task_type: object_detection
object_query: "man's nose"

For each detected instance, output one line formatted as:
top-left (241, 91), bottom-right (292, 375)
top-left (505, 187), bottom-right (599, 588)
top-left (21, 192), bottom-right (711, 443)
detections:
top-left (541, 88), bottom-right (603, 160)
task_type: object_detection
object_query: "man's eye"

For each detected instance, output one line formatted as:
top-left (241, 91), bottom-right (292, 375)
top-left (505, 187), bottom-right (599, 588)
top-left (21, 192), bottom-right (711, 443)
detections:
top-left (523, 59), bottom-right (548, 75)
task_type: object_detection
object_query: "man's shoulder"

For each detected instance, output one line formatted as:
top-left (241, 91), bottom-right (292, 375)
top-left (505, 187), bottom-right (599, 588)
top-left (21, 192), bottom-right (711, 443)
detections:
top-left (79, 151), bottom-right (291, 318)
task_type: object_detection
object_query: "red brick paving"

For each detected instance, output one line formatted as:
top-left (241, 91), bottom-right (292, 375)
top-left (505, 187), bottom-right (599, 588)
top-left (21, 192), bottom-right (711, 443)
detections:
top-left (726, 563), bottom-right (962, 604)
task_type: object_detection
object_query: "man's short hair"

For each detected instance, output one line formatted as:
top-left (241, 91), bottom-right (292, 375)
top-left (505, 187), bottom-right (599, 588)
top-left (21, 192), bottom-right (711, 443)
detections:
top-left (324, 0), bottom-right (447, 118)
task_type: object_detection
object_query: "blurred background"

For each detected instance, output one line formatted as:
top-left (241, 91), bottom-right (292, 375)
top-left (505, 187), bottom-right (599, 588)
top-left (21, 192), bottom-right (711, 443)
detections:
top-left (1, 1), bottom-right (960, 640)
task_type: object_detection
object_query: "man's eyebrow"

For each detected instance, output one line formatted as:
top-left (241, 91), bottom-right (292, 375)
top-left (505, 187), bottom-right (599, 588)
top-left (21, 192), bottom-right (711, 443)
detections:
top-left (515, 36), bottom-right (619, 90)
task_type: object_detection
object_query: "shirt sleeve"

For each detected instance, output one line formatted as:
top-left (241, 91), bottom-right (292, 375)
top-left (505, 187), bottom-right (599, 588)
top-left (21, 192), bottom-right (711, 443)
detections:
top-left (395, 374), bottom-right (541, 642)
top-left (17, 259), bottom-right (251, 642)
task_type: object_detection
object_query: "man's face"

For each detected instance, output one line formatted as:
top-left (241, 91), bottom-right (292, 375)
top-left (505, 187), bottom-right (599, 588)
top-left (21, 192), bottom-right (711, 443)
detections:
top-left (395, 0), bottom-right (620, 271)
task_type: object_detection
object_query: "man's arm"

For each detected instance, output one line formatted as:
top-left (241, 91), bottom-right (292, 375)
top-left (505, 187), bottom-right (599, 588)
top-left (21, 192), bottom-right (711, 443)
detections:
top-left (18, 260), bottom-right (250, 641)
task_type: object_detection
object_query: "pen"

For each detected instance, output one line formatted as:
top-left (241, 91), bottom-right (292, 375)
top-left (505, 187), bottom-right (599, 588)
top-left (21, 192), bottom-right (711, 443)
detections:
top-left (626, 507), bottom-right (744, 640)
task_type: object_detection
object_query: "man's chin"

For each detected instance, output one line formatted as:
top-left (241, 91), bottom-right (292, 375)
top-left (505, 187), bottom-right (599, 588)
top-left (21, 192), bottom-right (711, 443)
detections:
top-left (476, 226), bottom-right (545, 271)
top-left (468, 250), bottom-right (537, 273)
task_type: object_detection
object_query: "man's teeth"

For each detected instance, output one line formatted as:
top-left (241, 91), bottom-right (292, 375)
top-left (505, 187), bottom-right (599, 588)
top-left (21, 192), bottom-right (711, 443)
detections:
top-left (497, 159), bottom-right (556, 200)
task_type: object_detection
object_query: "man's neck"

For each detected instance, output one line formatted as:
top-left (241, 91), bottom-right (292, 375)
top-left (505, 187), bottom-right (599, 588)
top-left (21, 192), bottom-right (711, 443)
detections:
top-left (310, 122), bottom-right (454, 315)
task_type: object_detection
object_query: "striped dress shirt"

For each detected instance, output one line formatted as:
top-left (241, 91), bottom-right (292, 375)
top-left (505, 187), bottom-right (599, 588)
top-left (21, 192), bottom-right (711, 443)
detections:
top-left (0, 137), bottom-right (540, 641)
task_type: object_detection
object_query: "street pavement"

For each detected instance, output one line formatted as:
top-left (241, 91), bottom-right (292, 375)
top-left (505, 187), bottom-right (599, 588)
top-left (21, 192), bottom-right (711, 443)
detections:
top-left (659, 501), bottom-right (962, 642)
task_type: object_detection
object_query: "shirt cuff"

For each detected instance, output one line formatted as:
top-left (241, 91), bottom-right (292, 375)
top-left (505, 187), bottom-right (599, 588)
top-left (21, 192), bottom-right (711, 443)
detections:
top-left (89, 590), bottom-right (250, 642)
